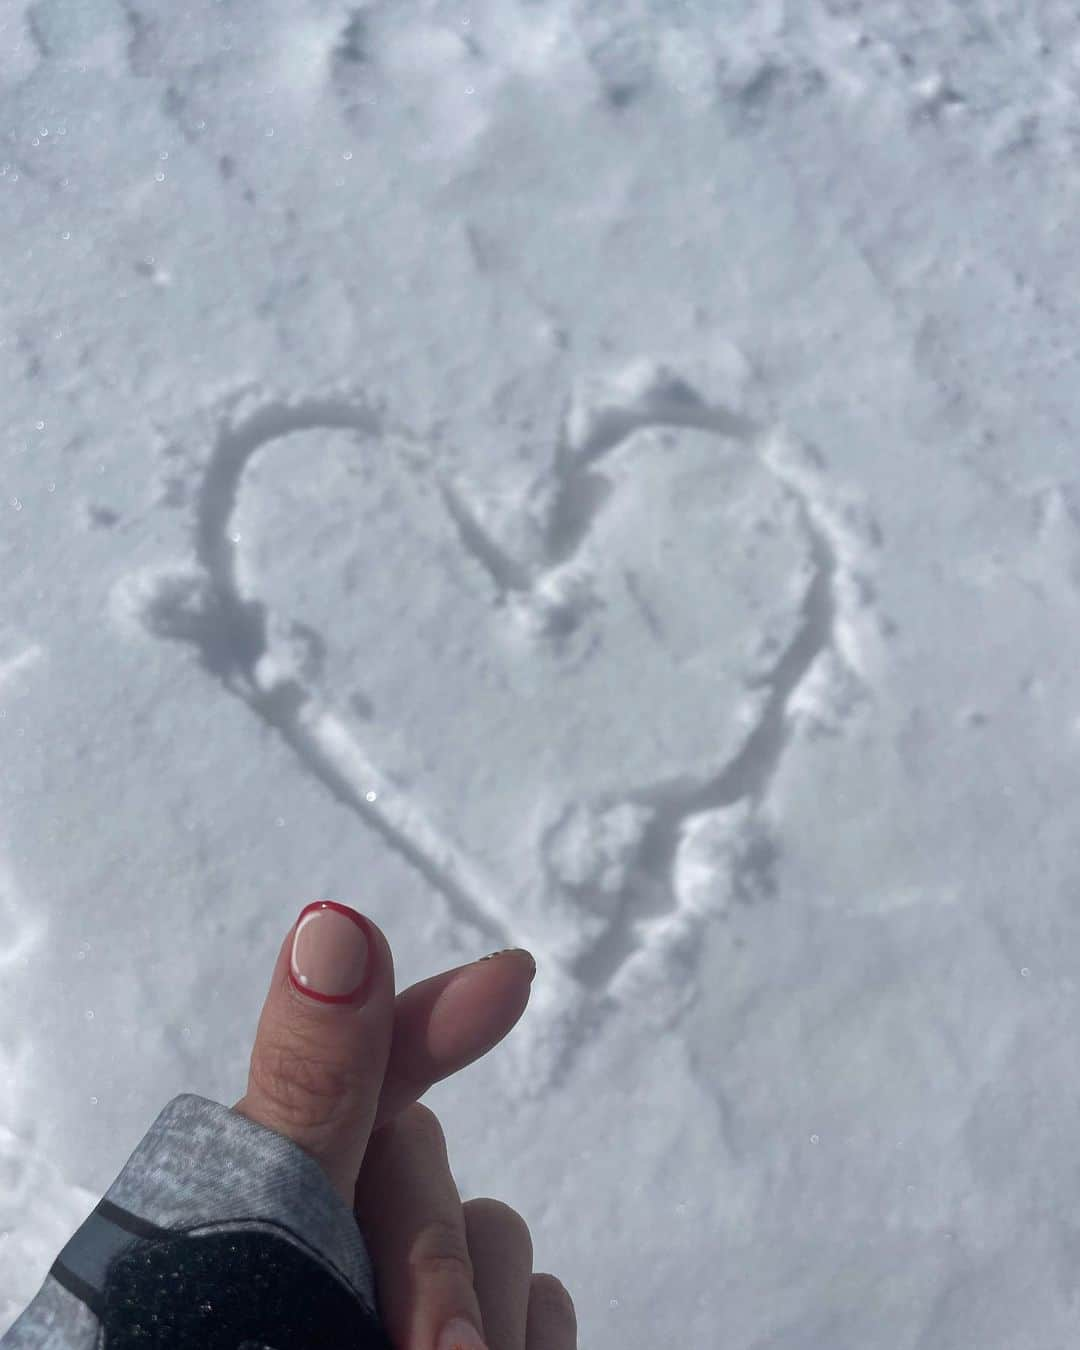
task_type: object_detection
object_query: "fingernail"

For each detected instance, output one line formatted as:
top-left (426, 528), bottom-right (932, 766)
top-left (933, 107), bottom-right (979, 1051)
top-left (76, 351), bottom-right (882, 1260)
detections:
top-left (478, 948), bottom-right (536, 981)
top-left (437, 1316), bottom-right (487, 1350)
top-left (289, 901), bottom-right (373, 1006)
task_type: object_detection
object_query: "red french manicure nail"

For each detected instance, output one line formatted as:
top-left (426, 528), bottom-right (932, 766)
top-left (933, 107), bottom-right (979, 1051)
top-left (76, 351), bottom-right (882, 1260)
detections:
top-left (288, 901), bottom-right (374, 1006)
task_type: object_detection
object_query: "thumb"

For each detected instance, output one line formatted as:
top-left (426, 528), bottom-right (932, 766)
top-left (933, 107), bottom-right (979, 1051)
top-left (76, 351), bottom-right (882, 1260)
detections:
top-left (232, 901), bottom-right (395, 1208)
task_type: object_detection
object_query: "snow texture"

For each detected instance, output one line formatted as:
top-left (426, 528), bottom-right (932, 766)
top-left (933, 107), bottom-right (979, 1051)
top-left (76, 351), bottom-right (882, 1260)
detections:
top-left (5, 1), bottom-right (1080, 1345)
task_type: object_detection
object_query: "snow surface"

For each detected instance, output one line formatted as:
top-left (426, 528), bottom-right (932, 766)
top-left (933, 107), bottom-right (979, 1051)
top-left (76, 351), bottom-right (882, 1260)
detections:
top-left (4, 1), bottom-right (1080, 1345)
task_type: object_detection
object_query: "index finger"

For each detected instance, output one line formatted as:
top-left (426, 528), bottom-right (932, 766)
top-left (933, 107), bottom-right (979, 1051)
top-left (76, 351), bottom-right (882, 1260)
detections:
top-left (371, 950), bottom-right (535, 1136)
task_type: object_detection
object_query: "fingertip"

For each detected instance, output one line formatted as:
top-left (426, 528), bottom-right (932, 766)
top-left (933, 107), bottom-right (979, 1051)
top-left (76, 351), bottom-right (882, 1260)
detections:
top-left (477, 948), bottom-right (536, 981)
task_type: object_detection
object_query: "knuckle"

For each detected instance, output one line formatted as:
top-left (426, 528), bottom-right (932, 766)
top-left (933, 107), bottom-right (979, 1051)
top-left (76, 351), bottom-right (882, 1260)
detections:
top-left (408, 1218), bottom-right (476, 1285)
top-left (248, 1040), bottom-right (356, 1133)
top-left (397, 1100), bottom-right (447, 1144)
top-left (530, 1273), bottom-right (578, 1328)
top-left (461, 1197), bottom-right (534, 1262)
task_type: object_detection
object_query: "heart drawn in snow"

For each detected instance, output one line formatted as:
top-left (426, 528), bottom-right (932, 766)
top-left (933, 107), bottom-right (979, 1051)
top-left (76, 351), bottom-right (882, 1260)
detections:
top-left (114, 357), bottom-right (881, 1098)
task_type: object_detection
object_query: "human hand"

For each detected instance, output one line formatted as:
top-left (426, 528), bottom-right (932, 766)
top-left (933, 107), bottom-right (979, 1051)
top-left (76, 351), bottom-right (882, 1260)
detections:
top-left (354, 1099), bottom-right (579, 1350)
top-left (230, 900), bottom-right (576, 1348)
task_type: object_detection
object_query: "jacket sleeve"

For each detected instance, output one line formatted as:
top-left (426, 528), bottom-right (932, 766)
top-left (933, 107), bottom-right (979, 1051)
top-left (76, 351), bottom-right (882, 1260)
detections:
top-left (0, 1092), bottom-right (392, 1349)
